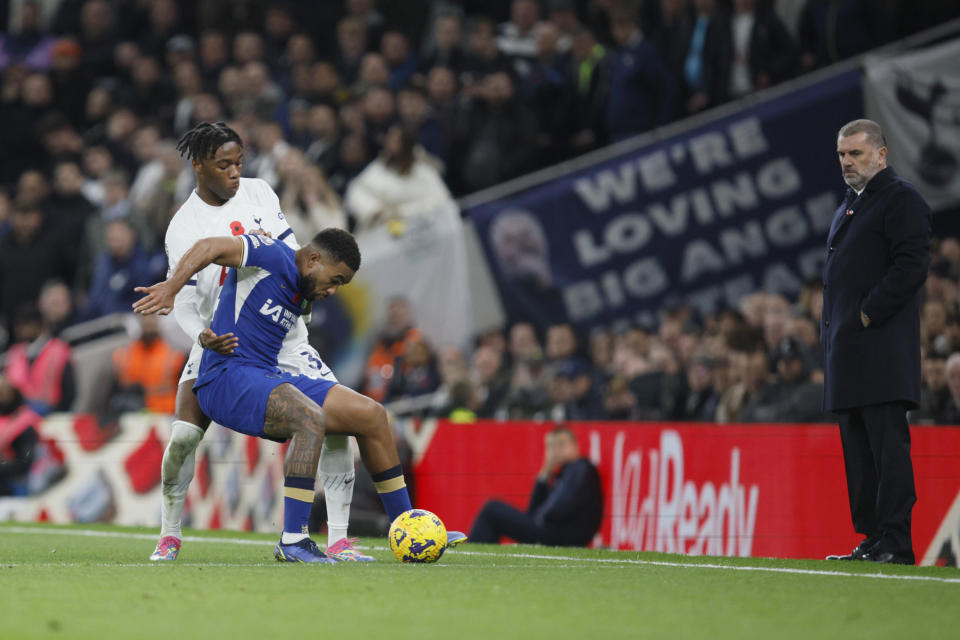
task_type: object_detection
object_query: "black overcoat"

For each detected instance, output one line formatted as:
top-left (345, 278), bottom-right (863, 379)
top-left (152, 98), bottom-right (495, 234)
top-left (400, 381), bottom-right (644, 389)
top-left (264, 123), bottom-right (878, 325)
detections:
top-left (821, 166), bottom-right (931, 412)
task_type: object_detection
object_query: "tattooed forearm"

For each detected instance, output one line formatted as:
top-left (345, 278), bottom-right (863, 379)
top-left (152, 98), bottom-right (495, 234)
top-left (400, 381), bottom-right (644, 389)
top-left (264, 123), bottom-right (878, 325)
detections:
top-left (264, 383), bottom-right (327, 441)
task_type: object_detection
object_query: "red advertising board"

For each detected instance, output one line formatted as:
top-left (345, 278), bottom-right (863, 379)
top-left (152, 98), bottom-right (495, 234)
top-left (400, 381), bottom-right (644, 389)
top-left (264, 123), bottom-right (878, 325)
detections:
top-left (413, 421), bottom-right (960, 566)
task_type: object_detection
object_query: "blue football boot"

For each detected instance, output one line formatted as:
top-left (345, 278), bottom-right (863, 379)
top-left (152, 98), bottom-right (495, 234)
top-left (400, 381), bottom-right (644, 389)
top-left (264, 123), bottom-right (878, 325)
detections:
top-left (274, 537), bottom-right (339, 563)
top-left (446, 531), bottom-right (468, 548)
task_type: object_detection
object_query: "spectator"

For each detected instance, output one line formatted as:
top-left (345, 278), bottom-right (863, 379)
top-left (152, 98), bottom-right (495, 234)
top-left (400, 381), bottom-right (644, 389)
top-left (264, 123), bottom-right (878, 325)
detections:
top-left (418, 11), bottom-right (466, 77)
top-left (798, 0), bottom-right (878, 72)
top-left (940, 353), bottom-right (960, 424)
top-left (0, 199), bottom-right (68, 336)
top-left (49, 38), bottom-right (90, 129)
top-left (3, 304), bottom-right (74, 415)
top-left (602, 374), bottom-right (640, 420)
top-left (680, 355), bottom-right (721, 420)
top-left (460, 71), bottom-right (539, 192)
top-left (362, 297), bottom-right (422, 403)
top-left (171, 60), bottom-right (204, 137)
top-left (545, 322), bottom-right (579, 363)
top-left (361, 85), bottom-right (397, 148)
top-left (327, 132), bottom-right (369, 196)
top-left (564, 26), bottom-right (610, 153)
top-left (717, 340), bottom-right (770, 423)
top-left (304, 103), bottom-right (342, 171)
top-left (470, 343), bottom-right (511, 418)
top-left (0, 372), bottom-right (43, 496)
top-left (386, 336), bottom-right (441, 402)
top-left (547, 0), bottom-right (580, 52)
top-left (679, 0), bottom-right (729, 116)
top-left (740, 337), bottom-right (827, 422)
top-left (381, 28), bottom-right (417, 91)
top-left (354, 52), bottom-right (390, 95)
top-left (470, 425), bottom-right (603, 546)
top-left (48, 160), bottom-right (97, 273)
top-left (74, 0), bottom-right (119, 80)
top-left (915, 352), bottom-right (949, 424)
top-left (461, 17), bottom-right (512, 89)
top-left (233, 30), bottom-right (266, 67)
top-left (37, 280), bottom-right (75, 337)
top-left (111, 313), bottom-right (184, 415)
top-left (82, 218), bottom-right (165, 320)
top-left (606, 7), bottom-right (674, 140)
top-left (545, 358), bottom-right (599, 421)
top-left (344, 124), bottom-right (454, 235)
top-left (276, 147), bottom-right (347, 240)
top-left (335, 16), bottom-right (369, 86)
top-left (397, 85), bottom-right (446, 166)
top-left (497, 0), bottom-right (541, 63)
top-left (0, 1), bottom-right (55, 72)
top-left (248, 121), bottom-right (290, 189)
top-left (523, 21), bottom-right (573, 160)
top-left (198, 29), bottom-right (229, 88)
top-left (724, 0), bottom-right (799, 101)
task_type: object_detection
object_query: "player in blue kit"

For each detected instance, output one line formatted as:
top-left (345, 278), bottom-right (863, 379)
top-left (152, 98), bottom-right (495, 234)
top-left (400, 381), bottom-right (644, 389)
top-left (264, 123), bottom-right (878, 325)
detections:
top-left (134, 228), bottom-right (465, 561)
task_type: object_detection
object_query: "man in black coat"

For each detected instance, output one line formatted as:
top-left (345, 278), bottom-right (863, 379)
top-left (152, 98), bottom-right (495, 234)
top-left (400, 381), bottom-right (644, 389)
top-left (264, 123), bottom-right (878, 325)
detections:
top-left (469, 425), bottom-right (602, 547)
top-left (821, 119), bottom-right (931, 565)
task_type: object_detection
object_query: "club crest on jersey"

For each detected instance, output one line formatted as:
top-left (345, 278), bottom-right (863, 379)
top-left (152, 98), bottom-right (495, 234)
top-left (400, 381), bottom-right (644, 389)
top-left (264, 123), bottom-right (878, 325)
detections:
top-left (277, 210), bottom-right (285, 220)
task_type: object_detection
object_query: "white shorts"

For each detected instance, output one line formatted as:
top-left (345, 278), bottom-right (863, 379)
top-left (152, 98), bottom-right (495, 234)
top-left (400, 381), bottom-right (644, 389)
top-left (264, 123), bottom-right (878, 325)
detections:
top-left (178, 343), bottom-right (337, 384)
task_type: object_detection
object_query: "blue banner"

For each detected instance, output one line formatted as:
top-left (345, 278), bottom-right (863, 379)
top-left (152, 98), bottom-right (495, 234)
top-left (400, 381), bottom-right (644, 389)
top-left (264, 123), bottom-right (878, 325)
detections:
top-left (466, 70), bottom-right (864, 332)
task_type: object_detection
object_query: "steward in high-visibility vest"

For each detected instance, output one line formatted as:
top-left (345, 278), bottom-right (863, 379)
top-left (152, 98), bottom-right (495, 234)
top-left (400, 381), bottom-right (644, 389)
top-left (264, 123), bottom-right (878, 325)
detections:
top-left (112, 315), bottom-right (185, 415)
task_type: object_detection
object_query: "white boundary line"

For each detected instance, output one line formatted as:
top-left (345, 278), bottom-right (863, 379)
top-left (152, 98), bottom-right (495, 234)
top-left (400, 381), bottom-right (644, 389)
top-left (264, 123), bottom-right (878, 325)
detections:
top-left (3, 526), bottom-right (959, 584)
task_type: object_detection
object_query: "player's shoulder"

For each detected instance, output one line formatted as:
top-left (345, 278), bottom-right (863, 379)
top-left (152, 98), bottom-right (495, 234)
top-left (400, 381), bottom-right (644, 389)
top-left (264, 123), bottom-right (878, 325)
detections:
top-left (238, 178), bottom-right (280, 204)
top-left (165, 193), bottom-right (203, 239)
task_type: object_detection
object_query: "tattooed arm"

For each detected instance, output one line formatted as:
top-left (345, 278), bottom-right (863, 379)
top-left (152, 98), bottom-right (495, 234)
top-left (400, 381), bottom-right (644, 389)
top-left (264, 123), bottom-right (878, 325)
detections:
top-left (133, 236), bottom-right (244, 315)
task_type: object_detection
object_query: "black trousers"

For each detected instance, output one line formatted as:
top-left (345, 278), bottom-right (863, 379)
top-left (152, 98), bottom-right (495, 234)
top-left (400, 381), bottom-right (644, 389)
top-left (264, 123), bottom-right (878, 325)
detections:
top-left (838, 402), bottom-right (916, 558)
top-left (469, 500), bottom-right (545, 544)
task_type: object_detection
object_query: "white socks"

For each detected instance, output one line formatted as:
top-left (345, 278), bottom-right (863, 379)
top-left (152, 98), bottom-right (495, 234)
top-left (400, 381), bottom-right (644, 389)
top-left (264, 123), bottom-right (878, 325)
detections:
top-left (158, 423), bottom-right (355, 547)
top-left (160, 420), bottom-right (205, 540)
top-left (319, 435), bottom-right (355, 547)
top-left (280, 531), bottom-right (310, 544)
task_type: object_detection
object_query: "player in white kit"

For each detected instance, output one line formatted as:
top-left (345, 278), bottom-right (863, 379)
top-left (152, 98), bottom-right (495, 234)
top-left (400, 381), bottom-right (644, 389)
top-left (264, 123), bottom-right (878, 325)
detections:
top-left (150, 122), bottom-right (372, 562)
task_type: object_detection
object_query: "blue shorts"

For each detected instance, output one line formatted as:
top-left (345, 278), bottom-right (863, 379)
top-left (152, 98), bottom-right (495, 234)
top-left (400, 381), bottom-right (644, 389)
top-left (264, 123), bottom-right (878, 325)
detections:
top-left (194, 363), bottom-right (336, 438)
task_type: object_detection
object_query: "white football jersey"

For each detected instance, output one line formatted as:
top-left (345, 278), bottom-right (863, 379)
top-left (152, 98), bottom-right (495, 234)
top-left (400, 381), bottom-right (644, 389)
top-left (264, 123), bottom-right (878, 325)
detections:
top-left (165, 178), bottom-right (313, 360)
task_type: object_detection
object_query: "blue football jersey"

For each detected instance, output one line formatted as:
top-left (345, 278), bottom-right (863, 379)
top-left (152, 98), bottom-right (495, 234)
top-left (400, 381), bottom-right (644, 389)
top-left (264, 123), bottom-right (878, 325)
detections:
top-left (196, 234), bottom-right (309, 385)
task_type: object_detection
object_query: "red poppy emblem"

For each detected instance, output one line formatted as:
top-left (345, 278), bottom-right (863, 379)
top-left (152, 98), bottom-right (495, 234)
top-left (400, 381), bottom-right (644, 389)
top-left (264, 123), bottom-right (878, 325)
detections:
top-left (230, 221), bottom-right (245, 235)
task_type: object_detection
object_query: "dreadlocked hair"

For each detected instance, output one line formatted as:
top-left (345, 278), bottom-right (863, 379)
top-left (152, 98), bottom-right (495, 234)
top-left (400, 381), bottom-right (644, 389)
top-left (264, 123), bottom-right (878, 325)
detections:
top-left (176, 121), bottom-right (243, 160)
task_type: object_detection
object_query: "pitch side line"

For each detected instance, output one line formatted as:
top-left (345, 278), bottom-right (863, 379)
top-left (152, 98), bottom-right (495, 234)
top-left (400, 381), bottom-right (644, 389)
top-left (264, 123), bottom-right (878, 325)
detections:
top-left (3, 526), bottom-right (959, 584)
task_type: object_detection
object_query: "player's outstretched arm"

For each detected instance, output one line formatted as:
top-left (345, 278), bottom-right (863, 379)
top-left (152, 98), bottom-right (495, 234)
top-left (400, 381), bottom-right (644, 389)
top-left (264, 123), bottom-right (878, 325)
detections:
top-left (133, 236), bottom-right (245, 315)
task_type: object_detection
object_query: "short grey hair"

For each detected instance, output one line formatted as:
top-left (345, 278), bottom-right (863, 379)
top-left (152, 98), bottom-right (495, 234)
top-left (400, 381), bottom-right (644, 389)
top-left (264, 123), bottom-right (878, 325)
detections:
top-left (839, 119), bottom-right (887, 149)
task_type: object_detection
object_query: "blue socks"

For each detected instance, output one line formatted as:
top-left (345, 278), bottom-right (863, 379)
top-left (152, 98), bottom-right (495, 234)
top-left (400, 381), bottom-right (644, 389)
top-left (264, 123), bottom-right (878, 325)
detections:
top-left (283, 476), bottom-right (315, 538)
top-left (371, 465), bottom-right (412, 522)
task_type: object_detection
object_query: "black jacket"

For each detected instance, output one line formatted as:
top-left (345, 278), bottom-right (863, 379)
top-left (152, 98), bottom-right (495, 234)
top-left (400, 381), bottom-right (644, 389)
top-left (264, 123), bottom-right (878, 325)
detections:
top-left (527, 458), bottom-right (603, 546)
top-left (821, 166), bottom-right (931, 411)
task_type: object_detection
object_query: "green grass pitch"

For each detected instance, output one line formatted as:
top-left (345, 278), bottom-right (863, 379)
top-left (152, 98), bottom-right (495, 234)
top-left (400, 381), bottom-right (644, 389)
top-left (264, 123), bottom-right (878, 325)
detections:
top-left (1, 523), bottom-right (958, 640)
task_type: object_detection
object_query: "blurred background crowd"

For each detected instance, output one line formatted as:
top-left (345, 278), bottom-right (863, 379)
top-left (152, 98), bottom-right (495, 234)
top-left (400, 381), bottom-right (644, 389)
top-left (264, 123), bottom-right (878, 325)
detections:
top-left (1, 0), bottom-right (959, 493)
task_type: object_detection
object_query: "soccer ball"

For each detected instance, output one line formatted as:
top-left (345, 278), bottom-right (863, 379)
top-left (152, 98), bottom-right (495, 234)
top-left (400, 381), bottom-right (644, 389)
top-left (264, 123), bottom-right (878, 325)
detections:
top-left (389, 509), bottom-right (447, 563)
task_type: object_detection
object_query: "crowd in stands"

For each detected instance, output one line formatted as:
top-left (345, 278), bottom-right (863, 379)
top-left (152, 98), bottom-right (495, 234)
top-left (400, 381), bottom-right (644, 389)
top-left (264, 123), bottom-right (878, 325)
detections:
top-left (1, 0), bottom-right (959, 492)
top-left (366, 237), bottom-right (960, 427)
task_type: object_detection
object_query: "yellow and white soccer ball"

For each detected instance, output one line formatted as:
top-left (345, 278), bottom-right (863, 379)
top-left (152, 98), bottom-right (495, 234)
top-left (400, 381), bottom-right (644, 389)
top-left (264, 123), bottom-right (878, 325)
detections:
top-left (389, 509), bottom-right (448, 563)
